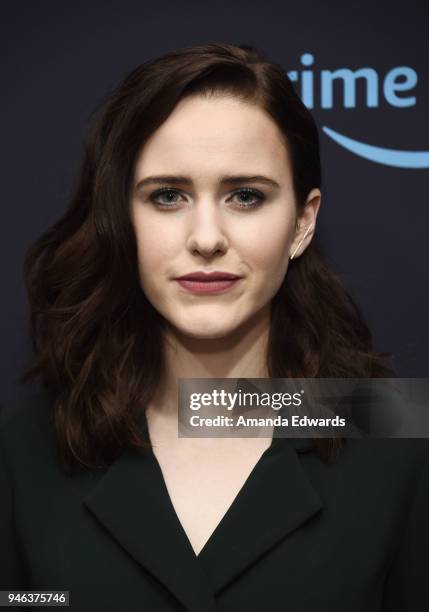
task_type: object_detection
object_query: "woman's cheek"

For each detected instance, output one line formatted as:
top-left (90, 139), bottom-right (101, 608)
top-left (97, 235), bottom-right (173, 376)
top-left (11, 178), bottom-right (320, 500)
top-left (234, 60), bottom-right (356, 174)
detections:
top-left (136, 222), bottom-right (175, 273)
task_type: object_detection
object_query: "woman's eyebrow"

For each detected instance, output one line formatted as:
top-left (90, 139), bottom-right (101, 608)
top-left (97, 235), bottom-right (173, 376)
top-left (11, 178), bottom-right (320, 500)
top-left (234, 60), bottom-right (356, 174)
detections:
top-left (135, 175), bottom-right (281, 191)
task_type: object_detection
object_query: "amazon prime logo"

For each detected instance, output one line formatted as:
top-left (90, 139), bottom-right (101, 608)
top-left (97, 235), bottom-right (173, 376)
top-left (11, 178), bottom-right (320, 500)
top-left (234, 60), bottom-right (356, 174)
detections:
top-left (288, 53), bottom-right (428, 169)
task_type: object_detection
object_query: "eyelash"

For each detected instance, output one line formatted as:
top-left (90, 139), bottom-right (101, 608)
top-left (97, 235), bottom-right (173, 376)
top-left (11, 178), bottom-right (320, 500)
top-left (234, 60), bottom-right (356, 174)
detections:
top-left (148, 187), bottom-right (265, 210)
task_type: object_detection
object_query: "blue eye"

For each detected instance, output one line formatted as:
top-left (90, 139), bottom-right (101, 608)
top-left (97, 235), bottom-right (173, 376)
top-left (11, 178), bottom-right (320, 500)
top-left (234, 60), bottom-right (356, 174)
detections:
top-left (231, 188), bottom-right (265, 208)
top-left (149, 187), bottom-right (265, 210)
top-left (149, 188), bottom-right (183, 206)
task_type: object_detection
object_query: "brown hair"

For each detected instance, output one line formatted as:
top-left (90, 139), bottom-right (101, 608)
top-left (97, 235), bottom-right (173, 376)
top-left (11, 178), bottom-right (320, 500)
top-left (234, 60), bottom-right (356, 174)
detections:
top-left (19, 42), bottom-right (396, 474)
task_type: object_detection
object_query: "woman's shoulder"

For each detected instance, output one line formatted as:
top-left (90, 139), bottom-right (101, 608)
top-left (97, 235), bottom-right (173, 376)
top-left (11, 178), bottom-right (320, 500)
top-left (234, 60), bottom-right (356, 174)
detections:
top-left (0, 389), bottom-right (56, 459)
top-left (343, 436), bottom-right (429, 460)
top-left (330, 436), bottom-right (429, 499)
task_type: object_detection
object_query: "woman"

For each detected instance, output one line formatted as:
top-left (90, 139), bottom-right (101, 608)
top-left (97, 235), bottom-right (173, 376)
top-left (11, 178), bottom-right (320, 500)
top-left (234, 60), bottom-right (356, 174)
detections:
top-left (1, 42), bottom-right (428, 611)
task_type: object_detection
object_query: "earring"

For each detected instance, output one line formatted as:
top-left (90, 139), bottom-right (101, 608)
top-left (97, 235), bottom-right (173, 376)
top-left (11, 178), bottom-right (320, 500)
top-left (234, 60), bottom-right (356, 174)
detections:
top-left (290, 224), bottom-right (313, 260)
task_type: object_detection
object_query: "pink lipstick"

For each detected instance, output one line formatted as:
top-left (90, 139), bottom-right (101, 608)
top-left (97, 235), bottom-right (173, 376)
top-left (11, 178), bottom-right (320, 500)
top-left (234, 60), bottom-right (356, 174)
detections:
top-left (175, 271), bottom-right (242, 295)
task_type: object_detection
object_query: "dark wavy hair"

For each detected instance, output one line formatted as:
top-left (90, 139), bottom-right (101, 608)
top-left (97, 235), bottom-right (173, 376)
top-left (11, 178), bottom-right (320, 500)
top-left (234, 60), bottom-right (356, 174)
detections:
top-left (19, 42), bottom-right (396, 474)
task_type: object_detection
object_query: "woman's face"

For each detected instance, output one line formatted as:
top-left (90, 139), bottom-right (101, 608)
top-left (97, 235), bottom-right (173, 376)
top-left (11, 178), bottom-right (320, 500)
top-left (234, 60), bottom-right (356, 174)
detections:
top-left (130, 95), bottom-right (320, 340)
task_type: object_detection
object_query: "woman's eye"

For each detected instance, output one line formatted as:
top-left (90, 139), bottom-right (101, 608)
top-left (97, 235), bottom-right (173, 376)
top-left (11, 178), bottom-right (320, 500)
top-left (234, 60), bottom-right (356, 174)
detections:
top-left (149, 188), bottom-right (183, 207)
top-left (148, 187), bottom-right (265, 209)
top-left (230, 188), bottom-right (265, 208)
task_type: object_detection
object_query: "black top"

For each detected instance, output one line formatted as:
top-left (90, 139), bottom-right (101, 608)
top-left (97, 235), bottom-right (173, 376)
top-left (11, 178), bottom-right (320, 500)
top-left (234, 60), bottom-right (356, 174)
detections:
top-left (1, 390), bottom-right (429, 611)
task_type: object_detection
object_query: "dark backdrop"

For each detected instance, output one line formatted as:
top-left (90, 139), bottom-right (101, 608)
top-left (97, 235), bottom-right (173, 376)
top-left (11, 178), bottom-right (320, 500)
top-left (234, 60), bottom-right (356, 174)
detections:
top-left (2, 0), bottom-right (428, 404)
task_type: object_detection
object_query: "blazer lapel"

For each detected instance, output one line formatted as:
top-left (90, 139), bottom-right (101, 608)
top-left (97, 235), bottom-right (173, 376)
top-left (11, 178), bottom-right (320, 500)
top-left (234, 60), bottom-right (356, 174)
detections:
top-left (83, 410), bottom-right (323, 609)
top-left (83, 446), bottom-right (218, 612)
top-left (196, 437), bottom-right (324, 594)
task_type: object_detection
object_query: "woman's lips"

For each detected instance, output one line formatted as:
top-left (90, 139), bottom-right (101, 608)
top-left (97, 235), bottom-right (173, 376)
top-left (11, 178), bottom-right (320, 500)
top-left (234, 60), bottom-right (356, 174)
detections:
top-left (176, 278), bottom-right (242, 294)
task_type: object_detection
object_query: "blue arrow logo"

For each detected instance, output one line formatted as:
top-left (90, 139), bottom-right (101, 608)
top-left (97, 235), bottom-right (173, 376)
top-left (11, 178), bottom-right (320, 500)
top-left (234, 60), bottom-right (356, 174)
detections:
top-left (322, 126), bottom-right (429, 169)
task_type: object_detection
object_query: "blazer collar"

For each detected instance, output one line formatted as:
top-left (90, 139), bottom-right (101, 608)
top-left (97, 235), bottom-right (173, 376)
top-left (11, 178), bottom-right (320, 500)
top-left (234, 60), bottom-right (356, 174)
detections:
top-left (83, 421), bottom-right (322, 612)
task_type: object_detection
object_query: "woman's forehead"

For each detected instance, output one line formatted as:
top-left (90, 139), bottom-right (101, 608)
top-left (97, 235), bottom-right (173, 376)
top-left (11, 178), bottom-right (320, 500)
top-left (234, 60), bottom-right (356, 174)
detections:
top-left (134, 97), bottom-right (290, 181)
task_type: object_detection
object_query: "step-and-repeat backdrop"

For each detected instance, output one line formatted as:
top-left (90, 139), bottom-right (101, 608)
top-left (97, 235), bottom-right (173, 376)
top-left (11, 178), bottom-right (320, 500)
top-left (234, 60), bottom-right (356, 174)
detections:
top-left (2, 1), bottom-right (427, 402)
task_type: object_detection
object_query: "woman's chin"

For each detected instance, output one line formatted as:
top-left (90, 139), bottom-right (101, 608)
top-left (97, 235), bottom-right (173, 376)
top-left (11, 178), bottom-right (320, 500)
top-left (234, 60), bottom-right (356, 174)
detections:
top-left (180, 326), bottom-right (234, 340)
top-left (167, 319), bottom-right (240, 341)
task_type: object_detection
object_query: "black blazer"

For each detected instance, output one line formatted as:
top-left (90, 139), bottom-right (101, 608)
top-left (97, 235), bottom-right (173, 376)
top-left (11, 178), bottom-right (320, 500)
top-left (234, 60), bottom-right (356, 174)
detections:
top-left (1, 390), bottom-right (429, 611)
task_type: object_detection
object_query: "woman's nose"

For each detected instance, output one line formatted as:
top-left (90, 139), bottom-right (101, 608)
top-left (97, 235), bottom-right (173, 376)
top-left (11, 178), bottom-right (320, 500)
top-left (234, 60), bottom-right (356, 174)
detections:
top-left (185, 201), bottom-right (228, 257)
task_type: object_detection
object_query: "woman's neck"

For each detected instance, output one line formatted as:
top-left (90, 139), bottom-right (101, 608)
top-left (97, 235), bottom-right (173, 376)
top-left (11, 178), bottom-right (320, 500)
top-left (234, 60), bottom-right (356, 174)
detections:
top-left (148, 304), bottom-right (271, 419)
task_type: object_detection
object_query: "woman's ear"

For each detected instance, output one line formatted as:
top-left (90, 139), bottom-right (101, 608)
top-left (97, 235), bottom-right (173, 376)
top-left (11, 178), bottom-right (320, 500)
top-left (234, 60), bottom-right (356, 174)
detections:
top-left (290, 188), bottom-right (321, 259)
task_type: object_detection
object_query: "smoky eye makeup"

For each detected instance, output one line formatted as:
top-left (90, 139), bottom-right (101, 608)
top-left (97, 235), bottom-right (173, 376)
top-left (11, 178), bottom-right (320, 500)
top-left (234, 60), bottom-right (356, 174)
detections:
top-left (144, 186), bottom-right (268, 210)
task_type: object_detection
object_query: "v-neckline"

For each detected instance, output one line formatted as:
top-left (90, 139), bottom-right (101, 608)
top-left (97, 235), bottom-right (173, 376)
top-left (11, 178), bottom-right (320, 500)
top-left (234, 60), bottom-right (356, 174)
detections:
top-left (152, 435), bottom-right (283, 559)
top-left (83, 416), bottom-right (321, 611)
top-left (141, 408), bottom-right (284, 558)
